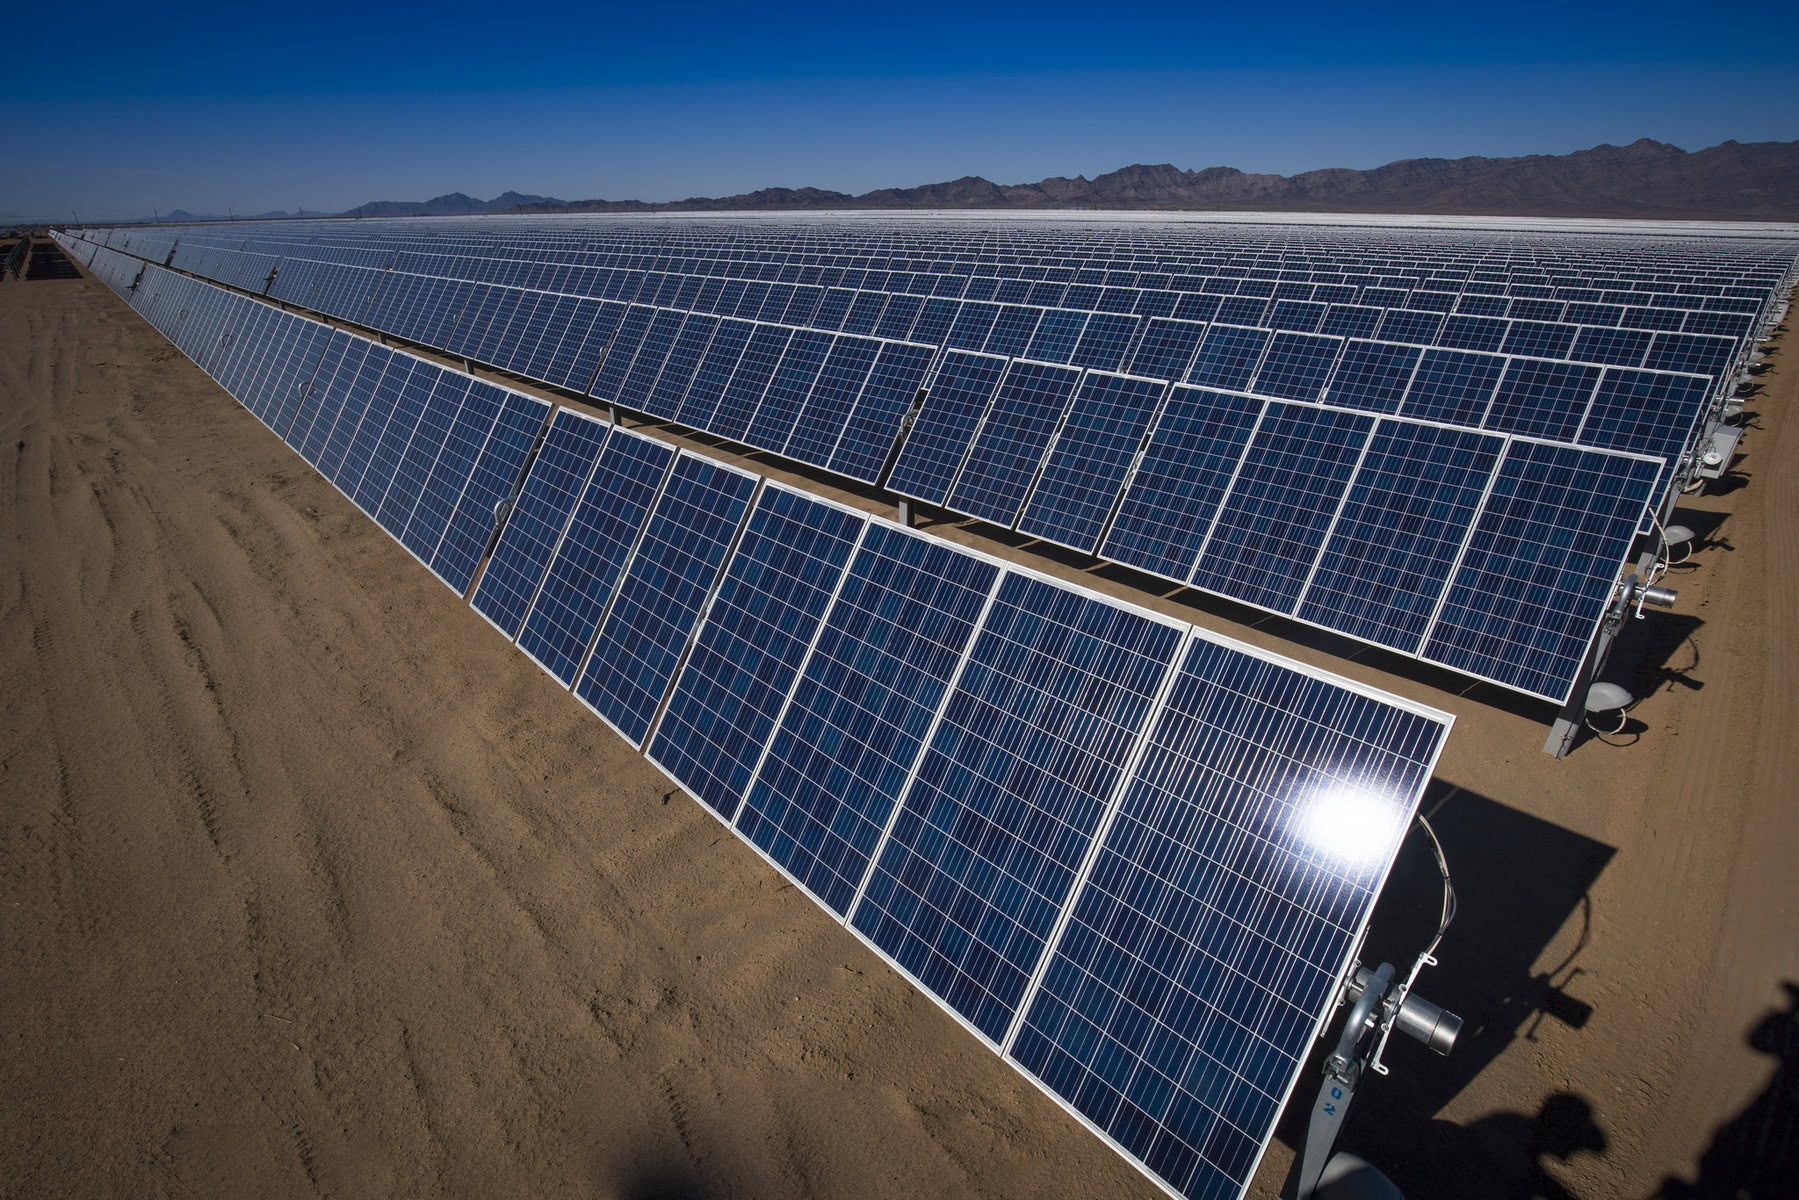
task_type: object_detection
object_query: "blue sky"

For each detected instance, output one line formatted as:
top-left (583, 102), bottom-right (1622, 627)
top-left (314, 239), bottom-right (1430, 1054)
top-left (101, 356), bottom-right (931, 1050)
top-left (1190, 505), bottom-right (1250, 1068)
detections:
top-left (6, 0), bottom-right (1795, 220)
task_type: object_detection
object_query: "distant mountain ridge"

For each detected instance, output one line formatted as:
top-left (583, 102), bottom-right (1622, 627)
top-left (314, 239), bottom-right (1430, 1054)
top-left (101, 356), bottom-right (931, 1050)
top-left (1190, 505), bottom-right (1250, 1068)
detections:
top-left (331, 139), bottom-right (1799, 221)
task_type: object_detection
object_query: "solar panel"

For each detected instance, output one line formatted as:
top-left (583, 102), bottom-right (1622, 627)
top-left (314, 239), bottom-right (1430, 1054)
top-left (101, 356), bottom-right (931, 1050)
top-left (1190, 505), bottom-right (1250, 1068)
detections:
top-left (1008, 632), bottom-right (1451, 1200)
top-left (469, 408), bottom-right (611, 639)
top-left (1481, 360), bottom-right (1600, 442)
top-left (515, 427), bottom-right (677, 685)
top-left (785, 336), bottom-right (881, 469)
top-left (317, 343), bottom-right (395, 485)
top-left (1186, 326), bottom-right (1271, 391)
top-left (673, 317), bottom-right (754, 429)
top-left (946, 360), bottom-right (1084, 526)
top-left (1577, 368), bottom-right (1711, 464)
top-left (336, 356), bottom-right (420, 508)
top-left (708, 324), bottom-right (793, 442)
top-left (1127, 319), bottom-right (1209, 381)
top-left (573, 453), bottom-right (759, 747)
top-left (647, 484), bottom-right (868, 818)
top-left (1188, 404), bottom-right (1375, 613)
top-left (1017, 372), bottom-right (1167, 553)
top-left (736, 522), bottom-right (1001, 915)
top-left (850, 568), bottom-right (1187, 1043)
top-left (1398, 349), bottom-right (1505, 426)
top-left (1295, 422), bottom-right (1505, 653)
top-left (399, 377), bottom-right (506, 570)
top-left (887, 350), bottom-right (1010, 506)
top-left (829, 341), bottom-right (936, 484)
top-left (427, 387), bottom-right (554, 596)
top-left (375, 370), bottom-right (472, 539)
top-left (743, 330), bottom-right (834, 455)
top-left (1421, 438), bottom-right (1664, 701)
top-left (1101, 388), bottom-right (1263, 584)
top-left (1251, 332), bottom-right (1343, 402)
top-left (1322, 341), bottom-right (1421, 414)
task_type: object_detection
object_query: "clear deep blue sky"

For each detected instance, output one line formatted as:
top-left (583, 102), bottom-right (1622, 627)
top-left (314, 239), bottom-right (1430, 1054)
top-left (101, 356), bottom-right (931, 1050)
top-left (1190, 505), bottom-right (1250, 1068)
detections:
top-left (6, 0), bottom-right (1796, 220)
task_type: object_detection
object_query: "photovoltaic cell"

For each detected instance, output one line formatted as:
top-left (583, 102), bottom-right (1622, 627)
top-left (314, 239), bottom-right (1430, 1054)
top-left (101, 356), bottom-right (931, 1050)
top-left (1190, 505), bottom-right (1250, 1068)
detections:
top-left (709, 324), bottom-right (792, 442)
top-left (515, 428), bottom-right (676, 685)
top-left (1422, 439), bottom-right (1663, 701)
top-left (400, 377), bottom-right (505, 571)
top-left (744, 329), bottom-right (834, 455)
top-left (1296, 422), bottom-right (1504, 653)
top-left (947, 360), bottom-right (1083, 526)
top-left (1017, 373), bottom-right (1167, 553)
top-left (887, 351), bottom-right (1009, 505)
top-left (1189, 405), bottom-right (1374, 614)
top-left (1250, 333), bottom-right (1342, 402)
top-left (736, 524), bottom-right (1000, 915)
top-left (469, 408), bottom-right (611, 639)
top-left (786, 336), bottom-right (881, 469)
top-left (1010, 633), bottom-right (1450, 1200)
top-left (851, 570), bottom-right (1185, 1044)
top-left (1100, 388), bottom-right (1262, 584)
top-left (648, 485), bottom-right (867, 818)
top-left (573, 454), bottom-right (758, 747)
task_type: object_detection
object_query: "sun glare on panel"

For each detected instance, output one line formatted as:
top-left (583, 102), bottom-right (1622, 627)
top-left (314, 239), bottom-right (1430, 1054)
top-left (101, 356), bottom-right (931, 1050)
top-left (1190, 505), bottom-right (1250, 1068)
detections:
top-left (1292, 780), bottom-right (1405, 873)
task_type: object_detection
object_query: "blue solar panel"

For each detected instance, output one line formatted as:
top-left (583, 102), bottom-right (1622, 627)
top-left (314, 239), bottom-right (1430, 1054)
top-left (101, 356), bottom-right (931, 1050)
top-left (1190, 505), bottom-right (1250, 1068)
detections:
top-left (1319, 305), bottom-right (1383, 340)
top-left (1570, 326), bottom-right (1652, 368)
top-left (983, 304), bottom-right (1043, 358)
top-left (1422, 439), bottom-right (1663, 701)
top-left (1010, 632), bottom-right (1450, 1200)
top-left (400, 378), bottom-right (506, 571)
top-left (470, 409), bottom-right (611, 639)
top-left (279, 327), bottom-right (349, 446)
top-left (1500, 321), bottom-right (1578, 360)
top-left (294, 333), bottom-right (367, 466)
top-left (617, 308), bottom-right (686, 410)
top-left (947, 360), bottom-right (1083, 526)
top-left (1437, 314), bottom-right (1507, 353)
top-left (1577, 368), bottom-right (1711, 464)
top-left (316, 343), bottom-right (394, 485)
top-left (429, 388), bottom-right (553, 596)
top-left (648, 484), bottom-right (868, 818)
top-left (786, 336), bottom-right (881, 468)
top-left (1071, 313), bottom-right (1141, 372)
top-left (1644, 332), bottom-right (1733, 380)
top-left (887, 350), bottom-right (1009, 506)
top-left (736, 523), bottom-right (1001, 915)
top-left (375, 371), bottom-right (471, 538)
top-left (1187, 326), bottom-right (1270, 391)
top-left (642, 313), bottom-right (720, 420)
top-left (1296, 422), bottom-right (1505, 653)
top-left (1100, 388), bottom-right (1262, 584)
top-left (1375, 309), bottom-right (1445, 344)
top-left (1189, 405), bottom-right (1374, 613)
top-left (673, 318), bottom-right (754, 429)
top-left (1027, 309), bottom-right (1091, 363)
top-left (831, 341), bottom-right (936, 484)
top-left (1481, 360), bottom-right (1600, 442)
top-left (1252, 333), bottom-right (1343, 402)
top-left (1322, 341), bottom-right (1421, 414)
top-left (851, 569), bottom-right (1186, 1044)
top-left (515, 428), bottom-right (676, 685)
top-left (573, 454), bottom-right (759, 747)
top-left (588, 305), bottom-right (656, 402)
top-left (1127, 319), bottom-right (1208, 381)
top-left (1017, 373), bottom-right (1167, 553)
top-left (1398, 349), bottom-right (1506, 426)
top-left (336, 357), bottom-right (419, 506)
top-left (708, 324), bottom-right (792, 443)
top-left (744, 329), bottom-right (834, 455)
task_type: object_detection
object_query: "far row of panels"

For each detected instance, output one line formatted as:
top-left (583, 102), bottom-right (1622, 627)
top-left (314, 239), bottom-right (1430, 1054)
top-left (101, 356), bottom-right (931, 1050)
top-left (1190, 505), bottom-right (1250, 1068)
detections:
top-left (95, 218), bottom-right (1797, 305)
top-left (62, 234), bottom-right (1739, 503)
top-left (81, 239), bottom-right (1457, 1200)
top-left (80, 245), bottom-right (1666, 706)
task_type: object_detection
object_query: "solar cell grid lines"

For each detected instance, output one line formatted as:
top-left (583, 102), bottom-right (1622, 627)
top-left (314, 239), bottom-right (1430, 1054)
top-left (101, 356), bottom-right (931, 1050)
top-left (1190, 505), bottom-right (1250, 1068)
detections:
top-left (1188, 404), bottom-right (1376, 614)
top-left (1010, 633), bottom-right (1452, 1200)
top-left (1017, 372), bottom-right (1168, 553)
top-left (514, 426), bottom-right (677, 686)
top-left (735, 522), bottom-right (1002, 916)
top-left (851, 568), bottom-right (1189, 1044)
top-left (573, 452), bottom-right (760, 747)
top-left (469, 407), bottom-right (612, 640)
top-left (647, 484), bottom-right (869, 819)
top-left (946, 359), bottom-right (1084, 526)
top-left (887, 350), bottom-right (1010, 505)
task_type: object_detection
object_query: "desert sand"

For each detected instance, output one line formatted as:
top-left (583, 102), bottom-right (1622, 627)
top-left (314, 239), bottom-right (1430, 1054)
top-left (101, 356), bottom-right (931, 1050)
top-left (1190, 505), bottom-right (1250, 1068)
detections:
top-left (3, 258), bottom-right (1794, 1198)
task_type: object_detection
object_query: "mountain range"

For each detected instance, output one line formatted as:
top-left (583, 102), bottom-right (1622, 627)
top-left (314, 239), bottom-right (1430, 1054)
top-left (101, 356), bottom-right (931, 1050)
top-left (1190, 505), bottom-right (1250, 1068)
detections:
top-left (332, 139), bottom-right (1799, 222)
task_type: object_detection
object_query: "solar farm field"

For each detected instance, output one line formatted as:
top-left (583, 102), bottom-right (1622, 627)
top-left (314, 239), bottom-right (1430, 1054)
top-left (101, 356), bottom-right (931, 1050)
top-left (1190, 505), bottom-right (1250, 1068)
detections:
top-left (5, 213), bottom-right (1797, 1200)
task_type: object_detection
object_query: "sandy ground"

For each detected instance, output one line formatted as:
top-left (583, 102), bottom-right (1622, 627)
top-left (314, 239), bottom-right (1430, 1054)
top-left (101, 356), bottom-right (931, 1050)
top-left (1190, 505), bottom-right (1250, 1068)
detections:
top-left (2, 266), bottom-right (1795, 1199)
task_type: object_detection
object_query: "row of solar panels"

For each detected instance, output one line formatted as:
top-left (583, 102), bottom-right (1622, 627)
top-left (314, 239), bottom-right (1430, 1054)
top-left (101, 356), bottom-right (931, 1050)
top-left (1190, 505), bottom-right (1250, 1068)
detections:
top-left (132, 229), bottom-right (1774, 350)
top-left (96, 219), bottom-right (1795, 298)
top-left (76, 236), bottom-right (1456, 1200)
top-left (73, 239), bottom-right (1668, 706)
top-left (65, 234), bottom-right (1731, 482)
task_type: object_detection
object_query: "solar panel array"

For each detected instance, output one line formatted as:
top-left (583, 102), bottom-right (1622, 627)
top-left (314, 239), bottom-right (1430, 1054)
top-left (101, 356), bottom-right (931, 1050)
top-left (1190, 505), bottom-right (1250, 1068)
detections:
top-left (77, 244), bottom-right (1457, 1200)
top-left (63, 217), bottom-right (1794, 709)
